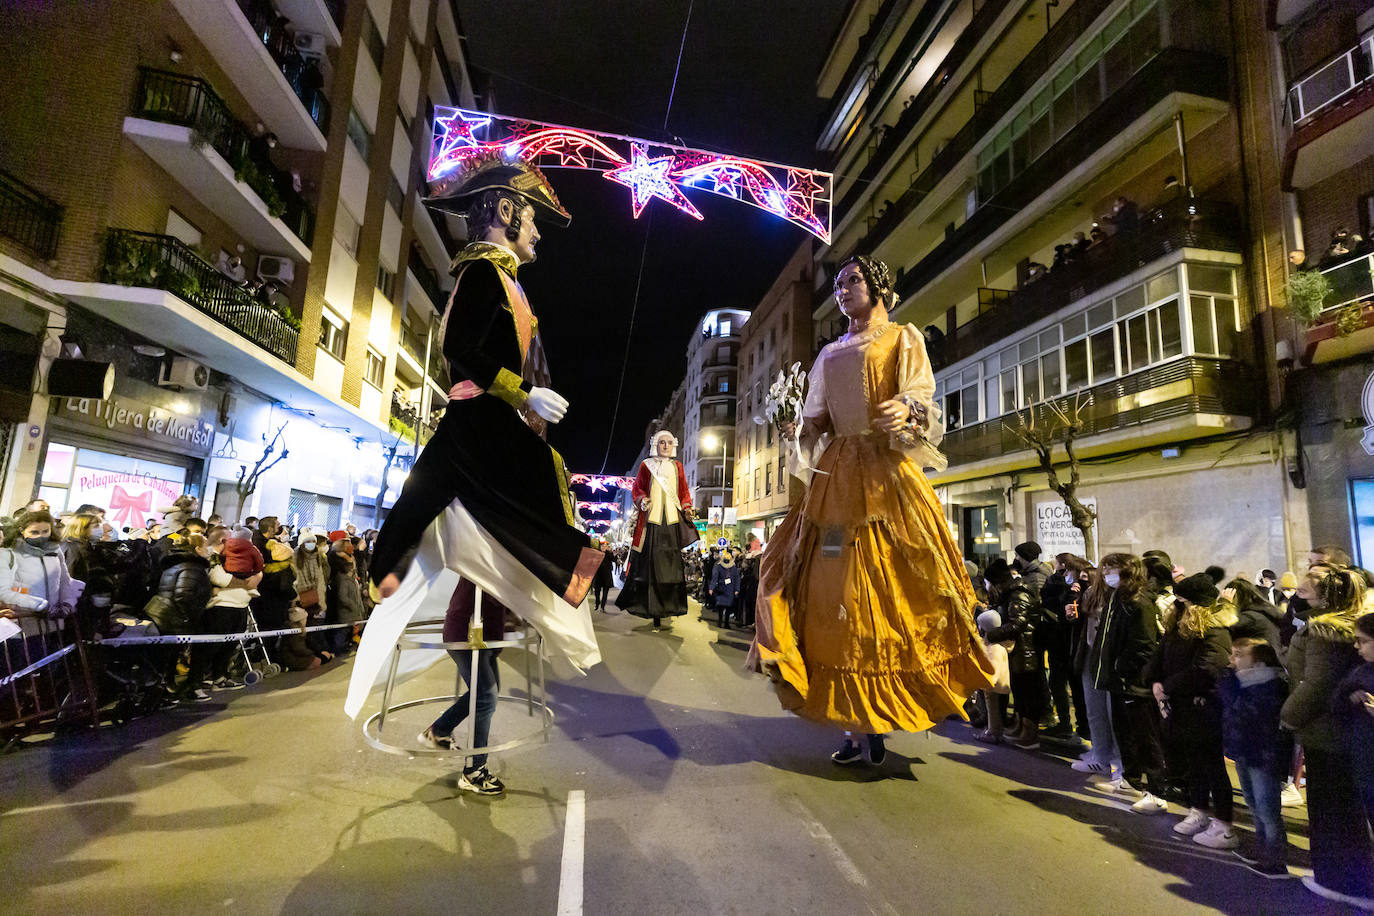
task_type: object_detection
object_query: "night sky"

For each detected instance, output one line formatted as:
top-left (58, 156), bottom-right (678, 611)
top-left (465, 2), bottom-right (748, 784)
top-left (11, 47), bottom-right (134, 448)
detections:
top-left (456, 0), bottom-right (849, 474)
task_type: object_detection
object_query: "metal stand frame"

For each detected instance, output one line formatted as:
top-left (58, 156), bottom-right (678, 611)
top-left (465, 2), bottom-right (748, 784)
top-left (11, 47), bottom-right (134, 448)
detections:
top-left (361, 589), bottom-right (552, 762)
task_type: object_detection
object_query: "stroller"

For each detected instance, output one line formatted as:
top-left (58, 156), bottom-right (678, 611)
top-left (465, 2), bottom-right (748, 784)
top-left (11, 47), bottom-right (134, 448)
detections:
top-left (233, 606), bottom-right (282, 685)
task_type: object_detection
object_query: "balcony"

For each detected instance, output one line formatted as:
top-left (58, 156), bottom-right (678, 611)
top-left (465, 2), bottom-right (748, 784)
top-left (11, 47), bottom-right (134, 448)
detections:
top-left (169, 0), bottom-right (329, 151)
top-left (890, 47), bottom-right (1230, 304)
top-left (936, 357), bottom-right (1254, 479)
top-left (1282, 33), bottom-right (1374, 189)
top-left (0, 168), bottom-right (62, 261)
top-left (98, 229), bottom-right (299, 365)
top-left (1303, 250), bottom-right (1374, 364)
top-left (125, 68), bottom-right (314, 260)
top-left (930, 198), bottom-right (1242, 371)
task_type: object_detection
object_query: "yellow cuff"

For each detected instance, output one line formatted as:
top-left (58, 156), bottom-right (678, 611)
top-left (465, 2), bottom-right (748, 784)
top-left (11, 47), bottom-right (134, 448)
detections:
top-left (489, 368), bottom-right (527, 408)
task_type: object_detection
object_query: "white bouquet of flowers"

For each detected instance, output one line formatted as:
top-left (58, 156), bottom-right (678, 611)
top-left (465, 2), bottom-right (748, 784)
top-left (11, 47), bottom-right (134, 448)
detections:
top-left (755, 361), bottom-right (807, 432)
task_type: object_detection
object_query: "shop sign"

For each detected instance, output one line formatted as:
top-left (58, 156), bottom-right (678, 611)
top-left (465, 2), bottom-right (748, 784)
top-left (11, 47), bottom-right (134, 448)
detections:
top-left (70, 467), bottom-right (186, 527)
top-left (1034, 497), bottom-right (1098, 560)
top-left (1362, 369), bottom-right (1374, 456)
top-left (56, 395), bottom-right (214, 454)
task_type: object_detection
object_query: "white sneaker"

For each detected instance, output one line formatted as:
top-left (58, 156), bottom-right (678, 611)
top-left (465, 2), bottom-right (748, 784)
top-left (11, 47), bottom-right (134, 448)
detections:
top-left (1131, 792), bottom-right (1168, 815)
top-left (1280, 782), bottom-right (1304, 808)
top-left (416, 727), bottom-right (452, 750)
top-left (1072, 758), bottom-right (1110, 774)
top-left (1192, 819), bottom-right (1239, 849)
top-left (1173, 809), bottom-right (1209, 835)
top-left (1094, 778), bottom-right (1141, 798)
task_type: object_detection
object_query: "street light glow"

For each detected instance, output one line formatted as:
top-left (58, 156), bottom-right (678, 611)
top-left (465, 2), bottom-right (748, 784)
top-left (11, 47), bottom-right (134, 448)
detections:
top-left (702, 433), bottom-right (719, 451)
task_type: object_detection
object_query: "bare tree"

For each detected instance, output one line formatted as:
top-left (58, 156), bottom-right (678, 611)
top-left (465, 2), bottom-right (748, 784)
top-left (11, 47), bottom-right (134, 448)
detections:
top-left (372, 433), bottom-right (406, 528)
top-left (1004, 392), bottom-right (1098, 559)
top-left (227, 422), bottom-right (289, 523)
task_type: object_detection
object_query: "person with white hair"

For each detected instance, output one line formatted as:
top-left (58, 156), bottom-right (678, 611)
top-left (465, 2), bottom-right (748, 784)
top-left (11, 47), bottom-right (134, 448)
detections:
top-left (617, 429), bottom-right (698, 627)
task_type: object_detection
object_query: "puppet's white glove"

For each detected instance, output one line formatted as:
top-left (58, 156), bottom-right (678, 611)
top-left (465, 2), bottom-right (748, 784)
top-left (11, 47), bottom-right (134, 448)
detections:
top-left (526, 387), bottom-right (569, 423)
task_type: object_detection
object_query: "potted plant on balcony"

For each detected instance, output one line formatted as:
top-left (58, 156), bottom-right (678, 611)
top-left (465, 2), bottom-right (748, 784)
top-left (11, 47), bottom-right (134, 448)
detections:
top-left (1284, 269), bottom-right (1332, 324)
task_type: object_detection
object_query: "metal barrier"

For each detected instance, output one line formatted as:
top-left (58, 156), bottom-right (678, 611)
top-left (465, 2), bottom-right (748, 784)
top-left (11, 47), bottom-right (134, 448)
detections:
top-left (0, 614), bottom-right (99, 748)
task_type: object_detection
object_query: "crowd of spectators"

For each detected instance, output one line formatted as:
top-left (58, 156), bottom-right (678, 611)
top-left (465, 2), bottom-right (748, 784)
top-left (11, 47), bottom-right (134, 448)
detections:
top-left (1022, 195), bottom-right (1141, 286)
top-left (0, 496), bottom-right (379, 706)
top-left (963, 540), bottom-right (1374, 906)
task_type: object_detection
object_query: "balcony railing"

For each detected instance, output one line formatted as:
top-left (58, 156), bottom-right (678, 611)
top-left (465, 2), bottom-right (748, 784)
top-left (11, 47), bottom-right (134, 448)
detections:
top-left (1317, 249), bottom-right (1374, 312)
top-left (835, 0), bottom-right (1114, 225)
top-left (940, 357), bottom-right (1253, 468)
top-left (234, 0), bottom-right (332, 133)
top-left (399, 323), bottom-right (429, 366)
top-left (929, 197), bottom-right (1242, 371)
top-left (134, 67), bottom-right (315, 246)
top-left (1287, 34), bottom-right (1374, 125)
top-left (408, 248), bottom-right (447, 312)
top-left (101, 229), bottom-right (299, 365)
top-left (0, 168), bottom-right (62, 260)
top-left (891, 48), bottom-right (1228, 303)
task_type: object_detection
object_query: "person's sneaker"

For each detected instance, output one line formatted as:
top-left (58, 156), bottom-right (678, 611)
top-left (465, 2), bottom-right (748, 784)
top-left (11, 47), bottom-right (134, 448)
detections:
top-left (1232, 849), bottom-right (1261, 866)
top-left (456, 766), bottom-right (505, 797)
top-left (1173, 809), bottom-right (1210, 835)
top-left (1072, 759), bottom-right (1110, 774)
top-left (831, 739), bottom-right (864, 765)
top-left (1192, 820), bottom-right (1239, 849)
top-left (1280, 782), bottom-right (1304, 807)
top-left (1244, 861), bottom-right (1291, 880)
top-left (1012, 733), bottom-right (1040, 750)
top-left (188, 688), bottom-right (213, 703)
top-left (211, 676), bottom-right (245, 690)
top-left (1302, 875), bottom-right (1374, 908)
top-left (417, 727), bottom-right (452, 750)
top-left (867, 734), bottom-right (887, 766)
top-left (1094, 778), bottom-right (1141, 798)
top-left (1131, 792), bottom-right (1169, 815)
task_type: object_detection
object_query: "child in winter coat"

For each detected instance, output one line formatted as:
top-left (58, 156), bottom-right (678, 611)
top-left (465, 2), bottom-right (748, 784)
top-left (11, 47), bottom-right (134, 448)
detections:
top-left (1218, 637), bottom-right (1292, 877)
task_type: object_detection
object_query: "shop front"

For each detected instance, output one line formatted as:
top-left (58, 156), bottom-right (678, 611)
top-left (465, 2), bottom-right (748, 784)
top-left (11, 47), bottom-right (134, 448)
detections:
top-left (40, 389), bottom-right (215, 525)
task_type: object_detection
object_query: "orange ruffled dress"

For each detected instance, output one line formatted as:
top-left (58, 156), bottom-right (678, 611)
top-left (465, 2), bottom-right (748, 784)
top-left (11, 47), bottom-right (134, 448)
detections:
top-left (751, 321), bottom-right (994, 733)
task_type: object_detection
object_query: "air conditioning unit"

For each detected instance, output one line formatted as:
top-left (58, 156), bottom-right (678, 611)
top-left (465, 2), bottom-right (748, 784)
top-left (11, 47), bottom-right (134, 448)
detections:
top-left (258, 255), bottom-right (295, 285)
top-left (160, 356), bottom-right (209, 391)
top-left (294, 32), bottom-right (326, 59)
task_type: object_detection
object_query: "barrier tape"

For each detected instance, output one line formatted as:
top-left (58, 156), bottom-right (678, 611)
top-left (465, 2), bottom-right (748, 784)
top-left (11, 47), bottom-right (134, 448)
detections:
top-left (0, 643), bottom-right (76, 689)
top-left (97, 620), bottom-right (369, 647)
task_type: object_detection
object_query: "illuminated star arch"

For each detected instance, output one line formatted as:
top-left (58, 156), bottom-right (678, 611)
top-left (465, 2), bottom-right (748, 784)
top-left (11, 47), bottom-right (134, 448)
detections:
top-left (428, 107), bottom-right (832, 243)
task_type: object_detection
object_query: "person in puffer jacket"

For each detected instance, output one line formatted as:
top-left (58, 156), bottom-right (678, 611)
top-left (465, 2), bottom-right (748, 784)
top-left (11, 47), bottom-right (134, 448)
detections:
top-left (0, 510), bottom-right (83, 638)
top-left (985, 557), bottom-right (1045, 750)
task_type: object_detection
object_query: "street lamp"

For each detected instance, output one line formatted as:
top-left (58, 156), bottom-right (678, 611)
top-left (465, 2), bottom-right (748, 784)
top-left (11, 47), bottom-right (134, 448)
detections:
top-left (701, 431), bottom-right (728, 541)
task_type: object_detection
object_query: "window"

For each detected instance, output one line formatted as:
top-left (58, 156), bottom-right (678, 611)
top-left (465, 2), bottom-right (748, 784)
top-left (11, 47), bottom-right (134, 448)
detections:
top-left (397, 106), bottom-right (411, 134)
top-left (769, 327), bottom-right (776, 350)
top-left (387, 176), bottom-right (405, 214)
top-left (319, 309), bottom-right (347, 360)
top-left (334, 205), bottom-right (361, 256)
top-left (1039, 353), bottom-right (1061, 399)
top-left (718, 378), bottom-right (730, 393)
top-left (719, 319), bottom-right (731, 336)
top-left (778, 457), bottom-right (786, 494)
top-left (755, 468), bottom-right (762, 496)
top-left (1190, 296), bottom-right (1215, 354)
top-left (364, 348), bottom-right (385, 388)
top-left (362, 10), bottom-right (386, 71)
top-left (1064, 339), bottom-right (1089, 391)
top-left (766, 423), bottom-right (774, 447)
top-left (347, 107), bottom-right (372, 159)
top-left (1089, 327), bottom-right (1116, 383)
top-left (166, 209), bottom-right (202, 248)
top-left (765, 464), bottom-right (772, 496)
top-left (376, 264), bottom-right (396, 301)
top-left (1353, 478), bottom-right (1374, 567)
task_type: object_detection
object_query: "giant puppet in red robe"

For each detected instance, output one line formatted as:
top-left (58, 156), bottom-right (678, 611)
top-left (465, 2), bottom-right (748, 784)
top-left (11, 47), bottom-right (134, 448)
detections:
top-left (616, 430), bottom-right (697, 626)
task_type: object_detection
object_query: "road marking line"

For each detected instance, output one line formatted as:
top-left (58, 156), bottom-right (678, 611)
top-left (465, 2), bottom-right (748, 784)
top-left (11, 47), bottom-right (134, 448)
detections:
top-left (557, 789), bottom-right (585, 915)
top-left (792, 800), bottom-right (868, 888)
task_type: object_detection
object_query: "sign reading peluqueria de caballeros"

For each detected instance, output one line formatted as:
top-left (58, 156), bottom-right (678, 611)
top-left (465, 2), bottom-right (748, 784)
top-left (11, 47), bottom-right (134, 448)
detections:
top-left (51, 395), bottom-right (214, 454)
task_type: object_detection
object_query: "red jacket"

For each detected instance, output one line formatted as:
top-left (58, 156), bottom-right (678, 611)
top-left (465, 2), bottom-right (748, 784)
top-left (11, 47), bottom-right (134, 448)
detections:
top-left (630, 459), bottom-right (692, 551)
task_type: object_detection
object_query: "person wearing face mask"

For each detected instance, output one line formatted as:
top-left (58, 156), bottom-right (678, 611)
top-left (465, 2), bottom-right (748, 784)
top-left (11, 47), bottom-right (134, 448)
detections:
top-left (292, 531), bottom-right (328, 623)
top-left (1145, 574), bottom-right (1237, 849)
top-left (0, 510), bottom-right (83, 637)
top-left (1041, 552), bottom-right (1090, 748)
top-left (985, 558), bottom-right (1046, 750)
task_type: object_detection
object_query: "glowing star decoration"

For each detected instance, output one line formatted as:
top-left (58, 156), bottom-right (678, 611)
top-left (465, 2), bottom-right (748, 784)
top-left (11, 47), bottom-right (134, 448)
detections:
top-left (569, 474), bottom-right (636, 494)
top-left (605, 145), bottom-right (703, 221)
top-left (427, 107), bottom-right (832, 242)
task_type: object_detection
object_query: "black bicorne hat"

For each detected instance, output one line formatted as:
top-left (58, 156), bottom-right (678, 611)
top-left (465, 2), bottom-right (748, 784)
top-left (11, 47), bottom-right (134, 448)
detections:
top-left (425, 152), bottom-right (571, 227)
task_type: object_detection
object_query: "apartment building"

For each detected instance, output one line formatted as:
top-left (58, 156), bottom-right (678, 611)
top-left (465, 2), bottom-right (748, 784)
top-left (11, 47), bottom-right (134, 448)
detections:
top-left (734, 243), bottom-right (814, 542)
top-left (1261, 0), bottom-right (1374, 564)
top-left (680, 309), bottom-right (749, 518)
top-left (0, 0), bottom-right (477, 528)
top-left (810, 0), bottom-right (1305, 573)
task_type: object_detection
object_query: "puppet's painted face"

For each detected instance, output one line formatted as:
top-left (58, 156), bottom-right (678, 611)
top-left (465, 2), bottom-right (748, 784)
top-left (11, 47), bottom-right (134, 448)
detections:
top-left (834, 263), bottom-right (874, 320)
top-left (509, 202), bottom-right (540, 264)
top-left (655, 436), bottom-right (675, 458)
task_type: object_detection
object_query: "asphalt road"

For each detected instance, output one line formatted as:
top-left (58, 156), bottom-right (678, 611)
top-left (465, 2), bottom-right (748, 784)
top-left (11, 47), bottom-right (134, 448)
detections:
top-left (0, 596), bottom-right (1358, 915)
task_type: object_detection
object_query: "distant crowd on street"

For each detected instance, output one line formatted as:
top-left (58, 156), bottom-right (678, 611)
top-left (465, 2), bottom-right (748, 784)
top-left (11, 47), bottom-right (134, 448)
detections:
top-left (0, 496), bottom-right (377, 706)
top-left (960, 538), bottom-right (1374, 906)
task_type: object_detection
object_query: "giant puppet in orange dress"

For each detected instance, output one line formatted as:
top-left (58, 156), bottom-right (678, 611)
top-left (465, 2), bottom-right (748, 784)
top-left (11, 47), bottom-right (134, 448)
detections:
top-left (749, 254), bottom-right (995, 766)
top-left (616, 430), bottom-right (698, 627)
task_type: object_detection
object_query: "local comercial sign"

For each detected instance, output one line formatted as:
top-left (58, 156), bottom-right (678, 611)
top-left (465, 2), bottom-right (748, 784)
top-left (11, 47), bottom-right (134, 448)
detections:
top-left (1034, 496), bottom-right (1098, 560)
top-left (55, 395), bottom-right (214, 455)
